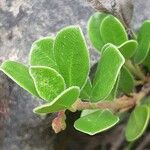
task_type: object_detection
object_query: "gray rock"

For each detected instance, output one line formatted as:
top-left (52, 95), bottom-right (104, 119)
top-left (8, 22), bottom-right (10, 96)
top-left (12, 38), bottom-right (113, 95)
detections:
top-left (0, 1), bottom-right (93, 150)
top-left (132, 0), bottom-right (150, 30)
top-left (0, 0), bottom-right (150, 149)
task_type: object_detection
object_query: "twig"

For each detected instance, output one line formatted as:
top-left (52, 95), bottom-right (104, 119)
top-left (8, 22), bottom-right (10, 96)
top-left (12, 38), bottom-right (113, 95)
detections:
top-left (51, 85), bottom-right (150, 133)
top-left (51, 110), bottom-right (66, 133)
top-left (72, 97), bottom-right (135, 112)
top-left (72, 85), bottom-right (150, 112)
top-left (125, 60), bottom-right (147, 82)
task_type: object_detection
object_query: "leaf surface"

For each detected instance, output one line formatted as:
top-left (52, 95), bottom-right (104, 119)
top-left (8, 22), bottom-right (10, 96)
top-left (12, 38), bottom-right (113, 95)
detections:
top-left (125, 105), bottom-right (149, 141)
top-left (118, 40), bottom-right (138, 59)
top-left (29, 37), bottom-right (57, 68)
top-left (100, 15), bottom-right (128, 46)
top-left (88, 12), bottom-right (107, 51)
top-left (101, 43), bottom-right (112, 53)
top-left (134, 21), bottom-right (150, 64)
top-left (1, 60), bottom-right (39, 97)
top-left (143, 50), bottom-right (150, 71)
top-left (119, 66), bottom-right (134, 94)
top-left (141, 97), bottom-right (150, 113)
top-left (54, 26), bottom-right (90, 88)
top-left (105, 74), bottom-right (120, 101)
top-left (33, 86), bottom-right (80, 114)
top-left (80, 109), bottom-right (99, 117)
top-left (91, 45), bottom-right (125, 101)
top-left (80, 78), bottom-right (92, 100)
top-left (74, 109), bottom-right (119, 135)
top-left (30, 66), bottom-right (65, 101)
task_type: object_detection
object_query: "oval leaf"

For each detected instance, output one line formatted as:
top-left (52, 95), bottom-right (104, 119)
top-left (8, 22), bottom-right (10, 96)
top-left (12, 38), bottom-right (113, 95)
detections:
top-left (0, 60), bottom-right (39, 97)
top-left (54, 26), bottom-right (90, 88)
top-left (33, 86), bottom-right (80, 114)
top-left (119, 66), bottom-right (134, 94)
top-left (29, 66), bottom-right (65, 101)
top-left (105, 74), bottom-right (120, 101)
top-left (134, 21), bottom-right (150, 64)
top-left (118, 40), bottom-right (138, 59)
top-left (125, 105), bottom-right (149, 142)
top-left (29, 37), bottom-right (57, 69)
top-left (80, 78), bottom-right (92, 100)
top-left (91, 45), bottom-right (125, 102)
top-left (74, 109), bottom-right (119, 135)
top-left (88, 12), bottom-right (108, 51)
top-left (143, 51), bottom-right (150, 71)
top-left (100, 15), bottom-right (128, 46)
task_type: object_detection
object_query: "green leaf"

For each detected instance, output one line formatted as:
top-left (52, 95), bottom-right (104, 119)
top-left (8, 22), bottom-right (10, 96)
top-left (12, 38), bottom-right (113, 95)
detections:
top-left (118, 40), bottom-right (138, 59)
top-left (74, 109), bottom-right (119, 135)
top-left (80, 78), bottom-right (92, 100)
top-left (125, 105), bottom-right (149, 142)
top-left (54, 26), bottom-right (90, 88)
top-left (29, 37), bottom-right (57, 69)
top-left (91, 45), bottom-right (125, 102)
top-left (101, 43), bottom-right (112, 53)
top-left (134, 21), bottom-right (150, 64)
top-left (80, 109), bottom-right (99, 117)
top-left (33, 86), bottom-right (80, 114)
top-left (142, 96), bottom-right (150, 104)
top-left (100, 15), bottom-right (128, 46)
top-left (105, 74), bottom-right (120, 101)
top-left (119, 66), bottom-right (134, 94)
top-left (141, 97), bottom-right (150, 113)
top-left (143, 51), bottom-right (150, 71)
top-left (0, 60), bottom-right (39, 97)
top-left (29, 66), bottom-right (65, 101)
top-left (88, 12), bottom-right (108, 51)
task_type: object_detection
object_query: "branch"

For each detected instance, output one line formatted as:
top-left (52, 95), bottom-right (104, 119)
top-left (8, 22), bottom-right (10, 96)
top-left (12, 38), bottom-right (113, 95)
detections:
top-left (125, 60), bottom-right (147, 82)
top-left (51, 84), bottom-right (150, 133)
top-left (72, 84), bottom-right (150, 112)
top-left (72, 97), bottom-right (135, 112)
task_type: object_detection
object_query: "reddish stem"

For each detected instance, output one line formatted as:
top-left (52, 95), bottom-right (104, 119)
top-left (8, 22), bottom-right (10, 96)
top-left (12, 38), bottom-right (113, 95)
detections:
top-left (52, 111), bottom-right (66, 133)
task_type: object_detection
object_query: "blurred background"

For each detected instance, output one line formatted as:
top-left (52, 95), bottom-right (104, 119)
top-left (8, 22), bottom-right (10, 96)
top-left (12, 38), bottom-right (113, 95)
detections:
top-left (0, 0), bottom-right (150, 150)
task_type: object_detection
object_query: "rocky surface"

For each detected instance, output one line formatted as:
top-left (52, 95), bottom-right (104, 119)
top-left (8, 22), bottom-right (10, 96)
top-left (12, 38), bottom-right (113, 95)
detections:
top-left (132, 0), bottom-right (150, 30)
top-left (0, 1), bottom-right (93, 150)
top-left (0, 0), bottom-right (150, 150)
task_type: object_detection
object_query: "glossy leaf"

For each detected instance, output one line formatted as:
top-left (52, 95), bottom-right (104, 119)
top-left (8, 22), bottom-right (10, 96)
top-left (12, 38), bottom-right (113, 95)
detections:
top-left (118, 40), bottom-right (138, 59)
top-left (74, 109), bottom-right (119, 135)
top-left (119, 66), bottom-right (134, 94)
top-left (88, 12), bottom-right (108, 51)
top-left (125, 105), bottom-right (149, 141)
top-left (54, 26), bottom-right (90, 88)
top-left (33, 86), bottom-right (80, 114)
top-left (29, 37), bottom-right (57, 69)
top-left (100, 15), bottom-right (128, 46)
top-left (0, 60), bottom-right (39, 97)
top-left (91, 45), bottom-right (125, 102)
top-left (80, 78), bottom-right (92, 100)
top-left (29, 66), bottom-right (65, 101)
top-left (134, 21), bottom-right (150, 64)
